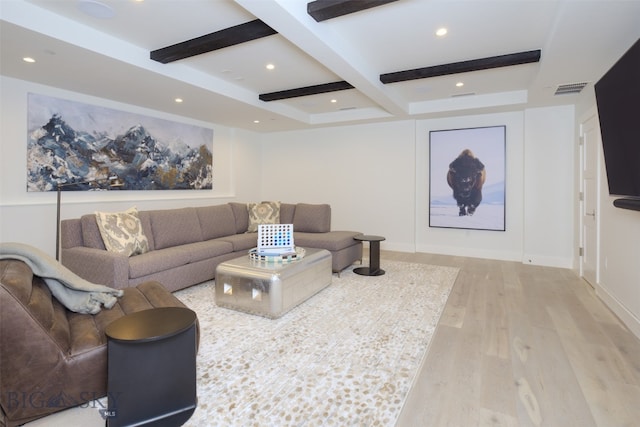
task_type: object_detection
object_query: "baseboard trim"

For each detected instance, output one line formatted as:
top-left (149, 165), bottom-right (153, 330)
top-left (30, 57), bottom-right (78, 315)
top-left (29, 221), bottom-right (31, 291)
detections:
top-left (521, 253), bottom-right (573, 268)
top-left (415, 244), bottom-right (522, 262)
top-left (595, 282), bottom-right (640, 340)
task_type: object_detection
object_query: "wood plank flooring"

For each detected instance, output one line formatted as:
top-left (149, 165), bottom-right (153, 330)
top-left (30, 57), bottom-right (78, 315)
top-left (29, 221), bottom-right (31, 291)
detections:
top-left (389, 251), bottom-right (640, 427)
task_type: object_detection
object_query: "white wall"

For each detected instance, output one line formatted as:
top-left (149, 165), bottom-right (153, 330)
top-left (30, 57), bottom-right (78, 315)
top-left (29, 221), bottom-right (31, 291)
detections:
top-left (260, 120), bottom-right (417, 252)
top-left (261, 108), bottom-right (575, 267)
top-left (598, 189), bottom-right (640, 337)
top-left (576, 105), bottom-right (640, 338)
top-left (523, 106), bottom-right (575, 267)
top-left (0, 76), bottom-right (262, 256)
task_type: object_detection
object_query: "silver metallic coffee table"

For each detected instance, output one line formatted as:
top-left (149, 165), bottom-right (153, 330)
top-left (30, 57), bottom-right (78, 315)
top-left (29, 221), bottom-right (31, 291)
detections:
top-left (215, 248), bottom-right (332, 318)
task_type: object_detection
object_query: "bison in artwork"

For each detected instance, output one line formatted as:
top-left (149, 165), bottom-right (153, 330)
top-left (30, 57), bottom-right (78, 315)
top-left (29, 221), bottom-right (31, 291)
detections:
top-left (447, 149), bottom-right (486, 216)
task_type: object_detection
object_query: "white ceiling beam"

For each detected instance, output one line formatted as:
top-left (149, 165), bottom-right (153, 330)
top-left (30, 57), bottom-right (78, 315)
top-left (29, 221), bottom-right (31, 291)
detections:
top-left (235, 0), bottom-right (409, 117)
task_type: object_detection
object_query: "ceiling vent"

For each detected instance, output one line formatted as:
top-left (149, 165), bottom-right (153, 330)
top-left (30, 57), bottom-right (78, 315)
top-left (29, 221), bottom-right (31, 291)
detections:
top-left (554, 82), bottom-right (588, 95)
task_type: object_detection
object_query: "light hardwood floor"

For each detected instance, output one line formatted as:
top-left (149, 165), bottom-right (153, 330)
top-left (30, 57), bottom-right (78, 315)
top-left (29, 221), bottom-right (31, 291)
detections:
top-left (389, 250), bottom-right (640, 427)
top-left (21, 251), bottom-right (640, 427)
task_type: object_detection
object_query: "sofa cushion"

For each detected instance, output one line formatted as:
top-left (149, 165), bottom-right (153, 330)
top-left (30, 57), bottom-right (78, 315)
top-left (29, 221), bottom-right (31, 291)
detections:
top-left (279, 203), bottom-right (296, 224)
top-left (293, 231), bottom-right (361, 251)
top-left (149, 208), bottom-right (203, 250)
top-left (128, 246), bottom-right (192, 279)
top-left (293, 204), bottom-right (331, 233)
top-left (219, 233), bottom-right (258, 252)
top-left (137, 211), bottom-right (155, 251)
top-left (182, 240), bottom-right (234, 263)
top-left (81, 214), bottom-right (107, 250)
top-left (247, 201), bottom-right (280, 232)
top-left (229, 203), bottom-right (249, 234)
top-left (95, 207), bottom-right (150, 257)
top-left (196, 205), bottom-right (237, 240)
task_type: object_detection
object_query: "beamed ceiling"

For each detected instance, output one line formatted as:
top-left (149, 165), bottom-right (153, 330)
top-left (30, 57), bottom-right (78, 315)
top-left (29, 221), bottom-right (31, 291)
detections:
top-left (1, 0), bottom-right (640, 132)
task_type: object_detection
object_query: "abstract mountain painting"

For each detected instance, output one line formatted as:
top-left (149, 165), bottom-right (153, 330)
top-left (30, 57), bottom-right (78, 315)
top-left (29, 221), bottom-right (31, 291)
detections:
top-left (27, 93), bottom-right (213, 191)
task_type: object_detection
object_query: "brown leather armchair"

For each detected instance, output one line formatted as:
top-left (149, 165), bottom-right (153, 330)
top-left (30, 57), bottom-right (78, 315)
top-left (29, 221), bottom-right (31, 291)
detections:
top-left (0, 258), bottom-right (192, 426)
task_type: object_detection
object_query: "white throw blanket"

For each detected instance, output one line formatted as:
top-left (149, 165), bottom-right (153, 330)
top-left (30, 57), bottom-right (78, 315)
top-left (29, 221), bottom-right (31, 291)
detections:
top-left (0, 242), bottom-right (123, 314)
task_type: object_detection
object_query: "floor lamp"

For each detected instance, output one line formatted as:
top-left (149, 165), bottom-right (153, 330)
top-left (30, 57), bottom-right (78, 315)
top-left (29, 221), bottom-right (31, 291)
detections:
top-left (56, 175), bottom-right (123, 261)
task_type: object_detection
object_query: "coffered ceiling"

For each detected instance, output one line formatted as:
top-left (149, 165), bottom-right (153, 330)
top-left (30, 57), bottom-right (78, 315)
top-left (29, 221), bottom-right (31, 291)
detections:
top-left (1, 0), bottom-right (639, 132)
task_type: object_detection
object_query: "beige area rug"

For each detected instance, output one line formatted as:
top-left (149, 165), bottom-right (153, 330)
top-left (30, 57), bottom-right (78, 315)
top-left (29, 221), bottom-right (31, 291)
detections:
top-left (23, 260), bottom-right (457, 427)
top-left (175, 260), bottom-right (459, 427)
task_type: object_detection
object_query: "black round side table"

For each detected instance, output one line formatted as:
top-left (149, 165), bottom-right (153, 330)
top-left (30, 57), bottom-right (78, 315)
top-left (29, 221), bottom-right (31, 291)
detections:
top-left (353, 235), bottom-right (386, 276)
top-left (105, 307), bottom-right (198, 427)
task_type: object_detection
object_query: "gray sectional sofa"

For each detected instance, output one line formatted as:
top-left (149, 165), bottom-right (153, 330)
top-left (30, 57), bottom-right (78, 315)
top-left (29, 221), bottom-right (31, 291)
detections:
top-left (60, 202), bottom-right (363, 291)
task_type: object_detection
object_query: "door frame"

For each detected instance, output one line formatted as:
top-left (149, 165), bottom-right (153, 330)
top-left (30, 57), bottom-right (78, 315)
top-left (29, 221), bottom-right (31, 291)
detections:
top-left (579, 112), bottom-right (600, 287)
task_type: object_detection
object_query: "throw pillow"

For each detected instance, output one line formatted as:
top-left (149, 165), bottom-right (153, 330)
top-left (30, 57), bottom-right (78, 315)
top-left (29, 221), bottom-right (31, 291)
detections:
top-left (293, 203), bottom-right (331, 232)
top-left (246, 201), bottom-right (280, 233)
top-left (95, 207), bottom-right (149, 257)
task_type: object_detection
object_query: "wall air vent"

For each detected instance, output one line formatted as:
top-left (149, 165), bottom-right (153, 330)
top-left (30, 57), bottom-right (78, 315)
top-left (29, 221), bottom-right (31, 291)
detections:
top-left (554, 82), bottom-right (588, 95)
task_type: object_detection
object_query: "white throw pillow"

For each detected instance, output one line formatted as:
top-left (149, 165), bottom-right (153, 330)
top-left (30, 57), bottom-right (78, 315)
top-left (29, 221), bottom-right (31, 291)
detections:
top-left (95, 207), bottom-right (149, 256)
top-left (246, 201), bottom-right (280, 233)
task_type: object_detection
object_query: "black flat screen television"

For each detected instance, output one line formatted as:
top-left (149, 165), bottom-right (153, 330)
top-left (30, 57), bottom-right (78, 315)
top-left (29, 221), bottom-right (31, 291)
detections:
top-left (594, 37), bottom-right (640, 211)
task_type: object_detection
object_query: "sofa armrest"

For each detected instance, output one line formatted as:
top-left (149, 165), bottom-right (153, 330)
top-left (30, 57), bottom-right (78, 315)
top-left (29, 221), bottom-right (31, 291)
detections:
top-left (61, 247), bottom-right (129, 289)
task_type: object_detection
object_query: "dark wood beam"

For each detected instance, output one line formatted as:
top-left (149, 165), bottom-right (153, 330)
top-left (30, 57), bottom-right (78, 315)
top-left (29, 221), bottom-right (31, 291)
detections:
top-left (307, 0), bottom-right (399, 22)
top-left (259, 81), bottom-right (354, 102)
top-left (150, 19), bottom-right (277, 64)
top-left (380, 50), bottom-right (542, 84)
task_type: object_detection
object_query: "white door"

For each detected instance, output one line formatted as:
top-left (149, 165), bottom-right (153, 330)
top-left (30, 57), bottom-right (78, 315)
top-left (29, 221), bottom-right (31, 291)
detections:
top-left (580, 115), bottom-right (599, 287)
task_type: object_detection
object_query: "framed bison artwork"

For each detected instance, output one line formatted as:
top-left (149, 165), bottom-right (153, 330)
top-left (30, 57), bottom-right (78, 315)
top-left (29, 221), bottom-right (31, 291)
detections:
top-left (429, 125), bottom-right (506, 231)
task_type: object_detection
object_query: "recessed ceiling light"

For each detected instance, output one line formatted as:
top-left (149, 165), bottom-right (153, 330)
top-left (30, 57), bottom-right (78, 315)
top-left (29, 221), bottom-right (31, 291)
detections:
top-left (77, 0), bottom-right (116, 19)
top-left (254, 120), bottom-right (260, 124)
top-left (174, 98), bottom-right (183, 103)
top-left (266, 64), bottom-right (275, 70)
top-left (436, 27), bottom-right (448, 37)
top-left (456, 82), bottom-right (464, 87)
top-left (331, 99), bottom-right (337, 103)
top-left (23, 57), bottom-right (36, 63)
